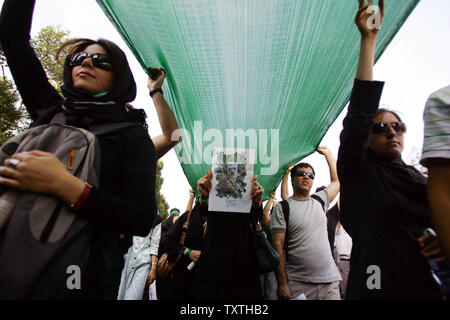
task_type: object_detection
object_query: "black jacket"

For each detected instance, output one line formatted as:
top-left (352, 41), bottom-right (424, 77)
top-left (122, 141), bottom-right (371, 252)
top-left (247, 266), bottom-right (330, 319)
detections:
top-left (337, 79), bottom-right (441, 300)
top-left (192, 204), bottom-right (264, 300)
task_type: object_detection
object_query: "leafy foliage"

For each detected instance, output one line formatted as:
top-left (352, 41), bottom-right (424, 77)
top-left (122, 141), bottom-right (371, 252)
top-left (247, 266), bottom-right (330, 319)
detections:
top-left (156, 159), bottom-right (170, 220)
top-left (30, 25), bottom-right (70, 90)
top-left (0, 77), bottom-right (20, 145)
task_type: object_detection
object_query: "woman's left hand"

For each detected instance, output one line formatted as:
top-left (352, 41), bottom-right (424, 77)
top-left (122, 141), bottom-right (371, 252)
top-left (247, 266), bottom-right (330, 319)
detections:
top-left (0, 150), bottom-right (84, 203)
top-left (147, 67), bottom-right (168, 91)
top-left (250, 175), bottom-right (264, 208)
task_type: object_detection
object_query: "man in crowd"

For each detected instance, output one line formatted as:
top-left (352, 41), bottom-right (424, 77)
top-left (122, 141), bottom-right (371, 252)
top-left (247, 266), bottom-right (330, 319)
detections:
top-left (271, 146), bottom-right (341, 300)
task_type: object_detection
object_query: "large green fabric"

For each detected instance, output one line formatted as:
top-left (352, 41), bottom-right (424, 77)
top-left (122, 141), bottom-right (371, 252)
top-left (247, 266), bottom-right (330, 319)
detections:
top-left (96, 0), bottom-right (418, 199)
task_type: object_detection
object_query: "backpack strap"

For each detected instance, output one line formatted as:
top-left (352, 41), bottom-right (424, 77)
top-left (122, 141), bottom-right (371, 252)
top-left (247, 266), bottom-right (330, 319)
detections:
top-left (279, 200), bottom-right (290, 261)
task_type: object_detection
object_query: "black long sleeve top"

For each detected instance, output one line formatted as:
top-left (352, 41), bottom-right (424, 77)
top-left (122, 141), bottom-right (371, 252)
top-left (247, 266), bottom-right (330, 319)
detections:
top-left (192, 204), bottom-right (264, 299)
top-left (337, 79), bottom-right (441, 299)
top-left (0, 0), bottom-right (157, 238)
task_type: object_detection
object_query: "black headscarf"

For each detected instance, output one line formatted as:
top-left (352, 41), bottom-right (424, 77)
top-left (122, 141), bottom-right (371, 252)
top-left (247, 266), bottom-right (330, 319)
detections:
top-left (59, 40), bottom-right (146, 129)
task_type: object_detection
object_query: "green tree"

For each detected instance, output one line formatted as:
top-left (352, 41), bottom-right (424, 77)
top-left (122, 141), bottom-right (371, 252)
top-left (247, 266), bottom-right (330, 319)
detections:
top-left (31, 25), bottom-right (71, 90)
top-left (0, 77), bottom-right (21, 145)
top-left (156, 159), bottom-right (170, 220)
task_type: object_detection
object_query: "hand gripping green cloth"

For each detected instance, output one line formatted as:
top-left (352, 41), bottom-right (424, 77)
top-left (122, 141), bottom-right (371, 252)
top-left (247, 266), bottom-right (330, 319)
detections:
top-left (96, 0), bottom-right (418, 200)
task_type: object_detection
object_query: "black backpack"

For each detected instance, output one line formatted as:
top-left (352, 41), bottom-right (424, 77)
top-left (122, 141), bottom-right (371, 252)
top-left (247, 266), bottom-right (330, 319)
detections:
top-left (0, 114), bottom-right (136, 299)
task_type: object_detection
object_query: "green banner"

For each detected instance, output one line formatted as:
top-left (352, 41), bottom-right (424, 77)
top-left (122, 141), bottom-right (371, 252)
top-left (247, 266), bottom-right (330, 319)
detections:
top-left (96, 0), bottom-right (418, 199)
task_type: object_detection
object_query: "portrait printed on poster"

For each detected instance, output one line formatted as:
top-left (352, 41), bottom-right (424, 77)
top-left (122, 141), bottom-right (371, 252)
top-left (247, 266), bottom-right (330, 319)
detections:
top-left (209, 148), bottom-right (255, 213)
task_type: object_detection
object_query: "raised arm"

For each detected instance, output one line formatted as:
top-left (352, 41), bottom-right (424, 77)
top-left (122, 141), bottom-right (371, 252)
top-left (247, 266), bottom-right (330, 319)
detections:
top-left (316, 146), bottom-right (340, 202)
top-left (337, 0), bottom-right (385, 180)
top-left (0, 0), bottom-right (63, 123)
top-left (148, 67), bottom-right (181, 159)
top-left (186, 189), bottom-right (196, 213)
top-left (280, 168), bottom-right (291, 200)
top-left (262, 190), bottom-right (276, 228)
top-left (355, 0), bottom-right (385, 81)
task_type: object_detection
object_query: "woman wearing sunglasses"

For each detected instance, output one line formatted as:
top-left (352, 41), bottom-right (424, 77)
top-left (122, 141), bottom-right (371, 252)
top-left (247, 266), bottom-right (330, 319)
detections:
top-left (0, 0), bottom-right (179, 299)
top-left (337, 0), bottom-right (444, 299)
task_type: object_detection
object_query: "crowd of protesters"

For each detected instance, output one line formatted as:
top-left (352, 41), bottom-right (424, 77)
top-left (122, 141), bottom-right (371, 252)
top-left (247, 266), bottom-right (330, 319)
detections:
top-left (0, 0), bottom-right (448, 300)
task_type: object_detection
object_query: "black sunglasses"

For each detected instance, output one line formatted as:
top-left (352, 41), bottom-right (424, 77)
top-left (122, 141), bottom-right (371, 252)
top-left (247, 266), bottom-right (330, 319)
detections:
top-left (293, 171), bottom-right (315, 180)
top-left (70, 52), bottom-right (114, 71)
top-left (371, 122), bottom-right (406, 135)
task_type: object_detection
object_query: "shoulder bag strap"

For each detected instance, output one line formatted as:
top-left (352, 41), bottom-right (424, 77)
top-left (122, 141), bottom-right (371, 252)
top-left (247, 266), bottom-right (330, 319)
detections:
top-left (280, 200), bottom-right (290, 259)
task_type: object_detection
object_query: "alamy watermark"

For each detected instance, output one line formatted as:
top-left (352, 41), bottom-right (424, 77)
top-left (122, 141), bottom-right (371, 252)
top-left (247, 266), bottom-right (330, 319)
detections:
top-left (66, 265), bottom-right (81, 290)
top-left (366, 265), bottom-right (381, 290)
top-left (367, 5), bottom-right (383, 30)
top-left (171, 121), bottom-right (279, 175)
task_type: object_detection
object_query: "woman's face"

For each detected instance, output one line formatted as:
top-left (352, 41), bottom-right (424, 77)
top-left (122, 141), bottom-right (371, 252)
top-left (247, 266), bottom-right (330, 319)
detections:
top-left (368, 112), bottom-right (404, 160)
top-left (71, 44), bottom-right (114, 94)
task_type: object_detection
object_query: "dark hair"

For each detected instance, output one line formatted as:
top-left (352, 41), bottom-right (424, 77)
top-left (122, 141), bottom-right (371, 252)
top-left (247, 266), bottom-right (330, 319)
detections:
top-left (58, 38), bottom-right (126, 76)
top-left (169, 208), bottom-right (180, 215)
top-left (290, 162), bottom-right (315, 180)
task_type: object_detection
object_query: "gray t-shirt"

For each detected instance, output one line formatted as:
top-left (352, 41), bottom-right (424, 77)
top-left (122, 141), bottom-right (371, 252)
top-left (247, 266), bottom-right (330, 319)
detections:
top-left (270, 190), bottom-right (341, 283)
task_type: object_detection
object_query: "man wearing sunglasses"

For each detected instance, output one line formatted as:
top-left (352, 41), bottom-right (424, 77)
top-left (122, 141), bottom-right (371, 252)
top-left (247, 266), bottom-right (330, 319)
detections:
top-left (271, 146), bottom-right (341, 300)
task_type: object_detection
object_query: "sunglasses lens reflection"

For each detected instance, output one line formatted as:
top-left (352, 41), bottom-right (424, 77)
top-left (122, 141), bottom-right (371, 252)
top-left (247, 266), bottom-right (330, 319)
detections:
top-left (294, 171), bottom-right (314, 179)
top-left (70, 52), bottom-right (114, 71)
top-left (372, 122), bottom-right (405, 135)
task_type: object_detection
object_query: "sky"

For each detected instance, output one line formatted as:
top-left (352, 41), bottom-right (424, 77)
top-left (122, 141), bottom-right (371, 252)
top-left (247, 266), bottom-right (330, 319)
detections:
top-left (1, 0), bottom-right (449, 212)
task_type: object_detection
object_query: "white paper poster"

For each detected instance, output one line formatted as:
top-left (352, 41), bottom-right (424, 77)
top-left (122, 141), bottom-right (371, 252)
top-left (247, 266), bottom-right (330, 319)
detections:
top-left (208, 148), bottom-right (255, 213)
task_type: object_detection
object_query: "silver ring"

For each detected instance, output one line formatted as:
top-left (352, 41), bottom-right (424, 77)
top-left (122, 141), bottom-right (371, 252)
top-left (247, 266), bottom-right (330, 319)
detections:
top-left (7, 158), bottom-right (20, 170)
